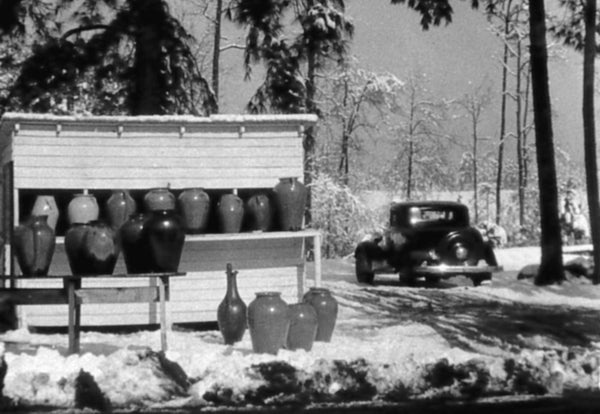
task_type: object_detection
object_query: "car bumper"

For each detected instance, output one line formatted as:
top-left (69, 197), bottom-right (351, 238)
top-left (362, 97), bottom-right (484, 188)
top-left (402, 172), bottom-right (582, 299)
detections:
top-left (412, 264), bottom-right (503, 276)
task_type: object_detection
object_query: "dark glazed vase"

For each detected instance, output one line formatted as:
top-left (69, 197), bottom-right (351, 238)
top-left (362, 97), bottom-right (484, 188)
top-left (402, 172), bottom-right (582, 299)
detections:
top-left (245, 194), bottom-right (272, 232)
top-left (65, 223), bottom-right (92, 275)
top-left (273, 177), bottom-right (307, 231)
top-left (144, 188), bottom-right (176, 212)
top-left (217, 263), bottom-right (247, 345)
top-left (145, 209), bottom-right (185, 272)
top-left (177, 188), bottom-right (210, 234)
top-left (31, 195), bottom-right (59, 231)
top-left (286, 302), bottom-right (318, 351)
top-left (303, 287), bottom-right (338, 342)
top-left (81, 221), bottom-right (119, 275)
top-left (120, 213), bottom-right (151, 274)
top-left (217, 193), bottom-right (244, 233)
top-left (105, 190), bottom-right (137, 231)
top-left (13, 215), bottom-right (56, 276)
top-left (247, 291), bottom-right (290, 354)
top-left (67, 193), bottom-right (99, 225)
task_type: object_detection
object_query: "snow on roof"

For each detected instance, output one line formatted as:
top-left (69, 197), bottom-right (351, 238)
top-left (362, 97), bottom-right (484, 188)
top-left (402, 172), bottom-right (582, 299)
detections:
top-left (0, 112), bottom-right (319, 126)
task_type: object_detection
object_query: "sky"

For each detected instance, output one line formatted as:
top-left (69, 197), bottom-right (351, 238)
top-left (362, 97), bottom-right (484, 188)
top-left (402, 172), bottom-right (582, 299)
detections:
top-left (214, 0), bottom-right (587, 166)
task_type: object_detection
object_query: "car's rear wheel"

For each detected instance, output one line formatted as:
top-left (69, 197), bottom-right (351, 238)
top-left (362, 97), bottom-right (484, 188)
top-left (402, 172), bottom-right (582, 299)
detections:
top-left (355, 251), bottom-right (375, 284)
top-left (471, 272), bottom-right (492, 286)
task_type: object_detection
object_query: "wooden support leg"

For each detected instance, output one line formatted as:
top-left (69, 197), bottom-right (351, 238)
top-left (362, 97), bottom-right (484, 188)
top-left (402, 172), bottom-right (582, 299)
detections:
top-left (313, 232), bottom-right (322, 287)
top-left (158, 277), bottom-right (167, 352)
top-left (66, 279), bottom-right (81, 354)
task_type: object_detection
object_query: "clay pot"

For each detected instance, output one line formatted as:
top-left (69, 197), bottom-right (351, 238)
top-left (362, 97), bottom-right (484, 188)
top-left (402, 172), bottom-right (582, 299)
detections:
top-left (177, 188), bottom-right (210, 234)
top-left (31, 195), bottom-right (59, 230)
top-left (65, 223), bottom-right (93, 275)
top-left (247, 291), bottom-right (290, 354)
top-left (67, 193), bottom-right (99, 225)
top-left (303, 287), bottom-right (338, 342)
top-left (120, 213), bottom-right (151, 274)
top-left (245, 194), bottom-right (272, 232)
top-left (105, 190), bottom-right (137, 231)
top-left (273, 177), bottom-right (307, 231)
top-left (286, 302), bottom-right (318, 351)
top-left (145, 209), bottom-right (185, 272)
top-left (217, 264), bottom-right (247, 345)
top-left (13, 215), bottom-right (56, 276)
top-left (81, 221), bottom-right (119, 275)
top-left (217, 193), bottom-right (244, 233)
top-left (143, 188), bottom-right (176, 212)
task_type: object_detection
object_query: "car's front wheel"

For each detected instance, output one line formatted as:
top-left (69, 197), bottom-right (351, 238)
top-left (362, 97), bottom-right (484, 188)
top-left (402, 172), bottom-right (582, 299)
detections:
top-left (355, 250), bottom-right (375, 284)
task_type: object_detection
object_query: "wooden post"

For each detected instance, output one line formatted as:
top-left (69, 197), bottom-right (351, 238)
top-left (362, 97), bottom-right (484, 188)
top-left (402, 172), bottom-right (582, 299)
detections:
top-left (158, 276), bottom-right (167, 352)
top-left (313, 232), bottom-right (322, 287)
top-left (66, 278), bottom-right (81, 354)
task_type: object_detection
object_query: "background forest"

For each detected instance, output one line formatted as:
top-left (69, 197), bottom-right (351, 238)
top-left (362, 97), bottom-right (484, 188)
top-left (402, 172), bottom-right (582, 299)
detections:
top-left (0, 0), bottom-right (592, 259)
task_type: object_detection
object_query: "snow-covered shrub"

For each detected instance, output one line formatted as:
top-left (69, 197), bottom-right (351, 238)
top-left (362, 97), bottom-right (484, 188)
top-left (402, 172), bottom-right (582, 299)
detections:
top-left (310, 174), bottom-right (385, 258)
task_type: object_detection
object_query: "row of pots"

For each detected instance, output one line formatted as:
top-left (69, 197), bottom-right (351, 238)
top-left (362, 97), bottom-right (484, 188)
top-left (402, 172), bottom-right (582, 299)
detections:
top-left (13, 210), bottom-right (185, 276)
top-left (217, 264), bottom-right (338, 354)
top-left (29, 177), bottom-right (307, 235)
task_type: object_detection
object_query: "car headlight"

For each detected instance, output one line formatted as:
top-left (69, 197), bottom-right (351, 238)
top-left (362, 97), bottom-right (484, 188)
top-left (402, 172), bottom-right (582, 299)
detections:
top-left (453, 244), bottom-right (469, 261)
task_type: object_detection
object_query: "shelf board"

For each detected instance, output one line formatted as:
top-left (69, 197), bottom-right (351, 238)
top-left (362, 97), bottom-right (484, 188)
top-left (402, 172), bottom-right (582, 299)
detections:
top-left (53, 228), bottom-right (320, 244)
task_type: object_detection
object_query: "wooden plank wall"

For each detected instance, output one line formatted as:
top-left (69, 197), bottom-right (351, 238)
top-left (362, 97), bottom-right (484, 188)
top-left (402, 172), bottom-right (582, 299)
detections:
top-left (17, 238), bottom-right (306, 327)
top-left (11, 121), bottom-right (304, 189)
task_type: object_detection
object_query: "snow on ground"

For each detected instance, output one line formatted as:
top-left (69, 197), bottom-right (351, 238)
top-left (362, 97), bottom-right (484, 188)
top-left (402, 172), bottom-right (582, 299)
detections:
top-left (1, 247), bottom-right (600, 410)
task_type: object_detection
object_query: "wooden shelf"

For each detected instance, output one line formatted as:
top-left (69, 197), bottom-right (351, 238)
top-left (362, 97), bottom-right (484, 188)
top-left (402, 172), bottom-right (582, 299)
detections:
top-left (54, 229), bottom-right (320, 244)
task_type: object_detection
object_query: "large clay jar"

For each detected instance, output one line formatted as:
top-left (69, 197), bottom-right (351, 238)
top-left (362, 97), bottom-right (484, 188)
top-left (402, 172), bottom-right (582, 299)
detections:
top-left (81, 221), bottom-right (119, 275)
top-left (217, 193), bottom-right (244, 233)
top-left (105, 190), bottom-right (137, 231)
top-left (143, 188), bottom-right (176, 212)
top-left (13, 215), bottom-right (56, 276)
top-left (247, 291), bottom-right (290, 354)
top-left (67, 193), bottom-right (99, 225)
top-left (64, 223), bottom-right (92, 275)
top-left (31, 195), bottom-right (59, 231)
top-left (119, 213), bottom-right (151, 274)
top-left (145, 209), bottom-right (185, 272)
top-left (217, 264), bottom-right (247, 345)
top-left (177, 188), bottom-right (210, 234)
top-left (273, 177), bottom-right (307, 231)
top-left (286, 302), bottom-right (318, 351)
top-left (303, 287), bottom-right (338, 342)
top-left (245, 194), bottom-right (272, 232)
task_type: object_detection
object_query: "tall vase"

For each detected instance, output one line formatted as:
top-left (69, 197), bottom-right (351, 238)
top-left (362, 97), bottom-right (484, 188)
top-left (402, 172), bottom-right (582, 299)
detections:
top-left (177, 188), bottom-right (210, 234)
top-left (217, 263), bottom-right (247, 345)
top-left (67, 193), bottom-right (99, 225)
top-left (65, 223), bottom-right (92, 275)
top-left (286, 302), bottom-right (318, 351)
top-left (13, 215), bottom-right (55, 276)
top-left (303, 287), bottom-right (338, 342)
top-left (273, 177), bottom-right (307, 231)
top-left (105, 190), bottom-right (137, 231)
top-left (120, 213), bottom-right (151, 274)
top-left (145, 209), bottom-right (185, 272)
top-left (247, 291), bottom-right (290, 354)
top-left (245, 194), bottom-right (272, 232)
top-left (31, 195), bottom-right (59, 231)
top-left (81, 221), bottom-right (119, 275)
top-left (217, 193), bottom-right (244, 233)
top-left (143, 188), bottom-right (176, 212)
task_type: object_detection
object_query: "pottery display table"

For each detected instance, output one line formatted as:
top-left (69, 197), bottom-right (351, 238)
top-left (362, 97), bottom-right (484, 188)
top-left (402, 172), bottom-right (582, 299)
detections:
top-left (0, 112), bottom-right (320, 328)
top-left (0, 272), bottom-right (185, 354)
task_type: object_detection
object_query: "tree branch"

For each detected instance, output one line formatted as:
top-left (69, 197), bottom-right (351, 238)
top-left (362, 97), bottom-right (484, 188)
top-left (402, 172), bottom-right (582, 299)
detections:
top-left (61, 24), bottom-right (109, 40)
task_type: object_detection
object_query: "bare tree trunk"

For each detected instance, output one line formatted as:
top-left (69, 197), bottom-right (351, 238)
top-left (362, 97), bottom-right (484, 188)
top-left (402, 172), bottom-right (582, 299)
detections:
top-left (496, 0), bottom-right (513, 225)
top-left (583, 0), bottom-right (600, 284)
top-left (212, 0), bottom-right (222, 113)
top-left (304, 46), bottom-right (317, 225)
top-left (472, 115), bottom-right (479, 224)
top-left (407, 139), bottom-right (414, 200)
top-left (516, 39), bottom-right (525, 227)
top-left (528, 0), bottom-right (564, 284)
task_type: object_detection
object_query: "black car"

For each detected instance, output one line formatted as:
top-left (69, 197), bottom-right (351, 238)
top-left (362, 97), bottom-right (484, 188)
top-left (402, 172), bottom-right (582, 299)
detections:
top-left (354, 201), bottom-right (502, 286)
